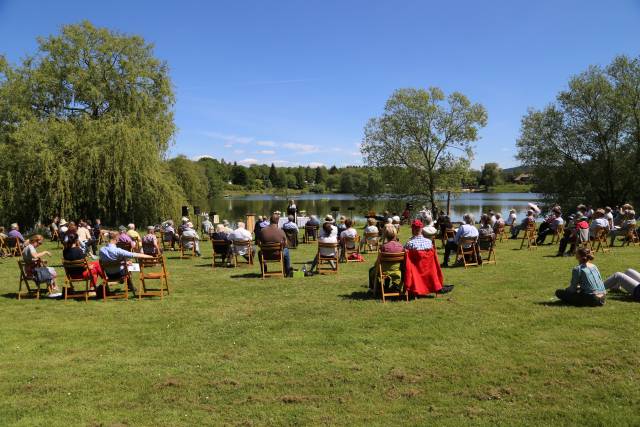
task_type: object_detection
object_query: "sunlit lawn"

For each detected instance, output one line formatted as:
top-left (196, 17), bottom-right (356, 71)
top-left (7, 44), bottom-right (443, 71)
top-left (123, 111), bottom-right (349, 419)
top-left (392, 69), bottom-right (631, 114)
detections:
top-left (1, 229), bottom-right (639, 426)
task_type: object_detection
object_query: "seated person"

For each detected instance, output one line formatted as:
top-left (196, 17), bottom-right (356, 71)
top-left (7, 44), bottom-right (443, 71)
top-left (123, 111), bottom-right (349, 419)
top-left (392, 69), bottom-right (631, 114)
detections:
top-left (282, 215), bottom-right (299, 233)
top-left (421, 218), bottom-right (438, 239)
top-left (361, 217), bottom-right (380, 250)
top-left (493, 213), bottom-right (505, 233)
top-left (557, 214), bottom-right (587, 256)
top-left (63, 232), bottom-right (104, 287)
top-left (211, 224), bottom-right (232, 263)
top-left (58, 219), bottom-right (69, 242)
top-left (253, 215), bottom-right (265, 239)
top-left (7, 223), bottom-right (25, 245)
top-left (510, 210), bottom-right (534, 239)
top-left (177, 217), bottom-right (189, 236)
top-left (604, 206), bottom-right (614, 229)
top-left (201, 216), bottom-right (213, 236)
top-left (368, 225), bottom-right (404, 292)
top-left (488, 210), bottom-right (497, 227)
top-left (126, 223), bottom-right (141, 247)
top-left (603, 268), bottom-right (640, 301)
top-left (230, 222), bottom-right (254, 260)
top-left (438, 215), bottom-right (452, 239)
top-left (77, 220), bottom-right (97, 255)
top-left (162, 220), bottom-right (177, 249)
top-left (339, 218), bottom-right (359, 259)
top-left (555, 248), bottom-right (606, 306)
top-left (23, 234), bottom-right (60, 297)
top-left (181, 222), bottom-right (201, 256)
top-left (0, 226), bottom-right (7, 240)
top-left (589, 208), bottom-right (610, 239)
top-left (364, 217), bottom-right (378, 235)
top-left (478, 214), bottom-right (495, 248)
top-left (610, 210), bottom-right (636, 246)
top-left (222, 220), bottom-right (233, 235)
top-left (306, 215), bottom-right (320, 227)
top-left (117, 226), bottom-right (135, 249)
top-left (309, 221), bottom-right (339, 272)
top-left (506, 209), bottom-right (517, 228)
top-left (442, 214), bottom-right (479, 267)
top-left (336, 216), bottom-right (347, 236)
top-left (392, 215), bottom-right (401, 232)
top-left (405, 219), bottom-right (433, 251)
top-left (99, 232), bottom-right (153, 295)
top-left (258, 214), bottom-right (291, 275)
top-left (537, 208), bottom-right (564, 244)
top-left (142, 226), bottom-right (161, 256)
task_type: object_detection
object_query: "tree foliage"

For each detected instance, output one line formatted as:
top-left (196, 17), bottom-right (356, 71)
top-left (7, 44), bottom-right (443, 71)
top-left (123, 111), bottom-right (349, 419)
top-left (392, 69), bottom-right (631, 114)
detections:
top-left (361, 87), bottom-right (487, 209)
top-left (517, 55), bottom-right (640, 207)
top-left (479, 162), bottom-right (503, 187)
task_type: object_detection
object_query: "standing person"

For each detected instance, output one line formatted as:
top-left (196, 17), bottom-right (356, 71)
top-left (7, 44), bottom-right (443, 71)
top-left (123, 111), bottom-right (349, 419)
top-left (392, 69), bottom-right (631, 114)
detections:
top-left (555, 248), bottom-right (606, 306)
top-left (287, 199), bottom-right (298, 221)
top-left (442, 214), bottom-right (479, 268)
top-left (99, 232), bottom-right (153, 296)
top-left (92, 218), bottom-right (102, 243)
top-left (258, 214), bottom-right (291, 275)
top-left (23, 234), bottom-right (60, 297)
top-left (58, 219), bottom-right (69, 242)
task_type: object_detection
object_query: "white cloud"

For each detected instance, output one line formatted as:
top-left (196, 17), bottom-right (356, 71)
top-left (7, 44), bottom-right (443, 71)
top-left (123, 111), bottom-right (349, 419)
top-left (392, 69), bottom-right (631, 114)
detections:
top-left (223, 143), bottom-right (233, 148)
top-left (233, 149), bottom-right (245, 154)
top-left (308, 162), bottom-right (325, 168)
top-left (257, 140), bottom-right (278, 147)
top-left (238, 158), bottom-right (259, 166)
top-left (271, 160), bottom-right (291, 166)
top-left (258, 150), bottom-right (276, 155)
top-left (202, 131), bottom-right (253, 144)
top-left (283, 142), bottom-right (320, 154)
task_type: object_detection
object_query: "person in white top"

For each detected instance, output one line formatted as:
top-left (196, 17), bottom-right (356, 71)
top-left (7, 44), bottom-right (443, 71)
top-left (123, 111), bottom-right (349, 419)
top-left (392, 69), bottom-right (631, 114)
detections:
top-left (339, 218), bottom-right (359, 250)
top-left (364, 217), bottom-right (378, 234)
top-left (421, 217), bottom-right (438, 238)
top-left (604, 207), bottom-right (614, 229)
top-left (309, 222), bottom-right (338, 272)
top-left (506, 209), bottom-right (517, 227)
top-left (589, 209), bottom-right (610, 238)
top-left (230, 222), bottom-right (253, 258)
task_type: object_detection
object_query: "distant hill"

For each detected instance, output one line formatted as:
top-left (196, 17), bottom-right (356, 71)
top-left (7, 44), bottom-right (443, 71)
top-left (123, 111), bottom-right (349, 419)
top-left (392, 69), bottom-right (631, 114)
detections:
top-left (502, 165), bottom-right (531, 174)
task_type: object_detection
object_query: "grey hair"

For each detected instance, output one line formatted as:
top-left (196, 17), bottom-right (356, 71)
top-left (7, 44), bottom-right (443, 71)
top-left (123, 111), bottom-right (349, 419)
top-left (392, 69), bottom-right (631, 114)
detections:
top-left (463, 213), bottom-right (475, 225)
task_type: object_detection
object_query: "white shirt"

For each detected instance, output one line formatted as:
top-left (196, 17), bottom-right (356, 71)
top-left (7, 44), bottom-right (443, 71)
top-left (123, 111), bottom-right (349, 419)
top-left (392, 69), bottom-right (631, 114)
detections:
top-left (364, 225), bottom-right (378, 234)
top-left (340, 228), bottom-right (358, 249)
top-left (507, 213), bottom-right (517, 226)
top-left (230, 228), bottom-right (253, 255)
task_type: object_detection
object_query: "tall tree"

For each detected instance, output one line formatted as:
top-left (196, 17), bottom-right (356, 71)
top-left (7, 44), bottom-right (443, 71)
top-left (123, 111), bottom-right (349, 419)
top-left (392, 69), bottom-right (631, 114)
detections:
top-left (479, 163), bottom-right (503, 187)
top-left (0, 21), bottom-right (180, 225)
top-left (517, 55), bottom-right (640, 207)
top-left (314, 166), bottom-right (327, 184)
top-left (361, 87), bottom-right (487, 210)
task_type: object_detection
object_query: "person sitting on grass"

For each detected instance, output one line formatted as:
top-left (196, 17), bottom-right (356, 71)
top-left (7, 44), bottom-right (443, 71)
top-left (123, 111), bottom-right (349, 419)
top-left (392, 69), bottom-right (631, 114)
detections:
top-left (23, 234), bottom-right (60, 297)
top-left (181, 222), bottom-right (201, 256)
top-left (555, 248), bottom-right (606, 307)
top-left (368, 225), bottom-right (404, 292)
top-left (603, 268), bottom-right (640, 301)
top-left (99, 232), bottom-right (153, 296)
top-left (309, 221), bottom-right (338, 273)
top-left (230, 222), bottom-right (254, 261)
top-left (142, 226), bottom-right (161, 256)
top-left (609, 210), bottom-right (636, 246)
top-left (258, 214), bottom-right (291, 276)
top-left (63, 232), bottom-right (104, 288)
top-left (441, 214), bottom-right (479, 268)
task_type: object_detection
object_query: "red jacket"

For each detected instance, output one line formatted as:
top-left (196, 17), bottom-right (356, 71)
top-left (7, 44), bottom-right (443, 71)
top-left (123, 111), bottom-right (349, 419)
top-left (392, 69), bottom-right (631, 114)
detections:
top-left (404, 249), bottom-right (443, 296)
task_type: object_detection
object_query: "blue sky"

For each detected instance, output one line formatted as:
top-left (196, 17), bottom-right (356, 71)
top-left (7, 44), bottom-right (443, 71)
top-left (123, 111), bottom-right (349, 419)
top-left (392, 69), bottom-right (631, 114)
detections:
top-left (1, 1), bottom-right (639, 169)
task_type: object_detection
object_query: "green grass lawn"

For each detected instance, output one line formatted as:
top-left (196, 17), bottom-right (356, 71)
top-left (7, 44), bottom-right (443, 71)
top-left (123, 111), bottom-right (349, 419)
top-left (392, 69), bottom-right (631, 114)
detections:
top-left (486, 183), bottom-right (534, 193)
top-left (1, 230), bottom-right (639, 426)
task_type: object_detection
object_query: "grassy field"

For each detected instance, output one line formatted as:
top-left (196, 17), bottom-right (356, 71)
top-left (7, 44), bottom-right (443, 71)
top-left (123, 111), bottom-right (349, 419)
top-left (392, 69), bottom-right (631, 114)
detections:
top-left (486, 183), bottom-right (534, 193)
top-left (1, 229), bottom-right (639, 426)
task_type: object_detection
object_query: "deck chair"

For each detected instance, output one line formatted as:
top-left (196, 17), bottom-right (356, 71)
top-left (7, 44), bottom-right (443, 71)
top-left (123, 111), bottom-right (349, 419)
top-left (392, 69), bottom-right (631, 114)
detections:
top-left (478, 235), bottom-right (496, 265)
top-left (98, 260), bottom-right (130, 300)
top-left (519, 223), bottom-right (537, 250)
top-left (284, 228), bottom-right (299, 249)
top-left (232, 240), bottom-right (254, 267)
top-left (550, 223), bottom-right (565, 245)
top-left (180, 236), bottom-right (197, 258)
top-left (138, 256), bottom-right (170, 300)
top-left (361, 232), bottom-right (379, 253)
top-left (316, 242), bottom-right (339, 275)
top-left (457, 237), bottom-right (480, 268)
top-left (258, 242), bottom-right (285, 279)
top-left (341, 235), bottom-right (360, 262)
top-left (622, 224), bottom-right (638, 247)
top-left (374, 251), bottom-right (407, 303)
top-left (211, 239), bottom-right (231, 268)
top-left (592, 227), bottom-right (610, 253)
top-left (5, 237), bottom-right (23, 257)
top-left (303, 225), bottom-right (319, 243)
top-left (495, 223), bottom-right (507, 243)
top-left (17, 260), bottom-right (46, 300)
top-left (62, 259), bottom-right (93, 302)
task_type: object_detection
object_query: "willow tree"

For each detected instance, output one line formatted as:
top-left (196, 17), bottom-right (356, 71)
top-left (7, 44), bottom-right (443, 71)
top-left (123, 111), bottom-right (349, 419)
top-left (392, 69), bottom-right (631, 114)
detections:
top-left (361, 87), bottom-right (487, 211)
top-left (0, 21), bottom-right (184, 226)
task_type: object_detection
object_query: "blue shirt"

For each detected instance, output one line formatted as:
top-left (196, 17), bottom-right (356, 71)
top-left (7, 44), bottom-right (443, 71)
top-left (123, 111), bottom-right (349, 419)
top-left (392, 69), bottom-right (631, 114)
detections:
top-left (404, 235), bottom-right (433, 251)
top-left (569, 264), bottom-right (606, 294)
top-left (99, 243), bottom-right (136, 275)
top-left (454, 224), bottom-right (479, 244)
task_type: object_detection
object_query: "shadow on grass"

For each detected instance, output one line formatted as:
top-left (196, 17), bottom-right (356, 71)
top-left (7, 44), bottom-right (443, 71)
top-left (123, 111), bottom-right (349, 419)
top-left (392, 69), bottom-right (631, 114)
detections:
top-left (606, 294), bottom-right (638, 303)
top-left (534, 300), bottom-right (566, 307)
top-left (230, 272), bottom-right (263, 279)
top-left (340, 291), bottom-right (373, 301)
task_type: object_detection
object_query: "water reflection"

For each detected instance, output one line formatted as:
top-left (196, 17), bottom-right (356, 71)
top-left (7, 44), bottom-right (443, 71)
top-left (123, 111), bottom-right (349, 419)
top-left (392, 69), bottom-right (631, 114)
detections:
top-left (207, 192), bottom-right (542, 223)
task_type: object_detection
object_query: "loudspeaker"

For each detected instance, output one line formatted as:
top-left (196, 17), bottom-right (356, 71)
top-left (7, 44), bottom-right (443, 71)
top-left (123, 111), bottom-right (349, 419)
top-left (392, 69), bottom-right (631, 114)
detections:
top-left (181, 206), bottom-right (189, 217)
top-left (194, 206), bottom-right (201, 215)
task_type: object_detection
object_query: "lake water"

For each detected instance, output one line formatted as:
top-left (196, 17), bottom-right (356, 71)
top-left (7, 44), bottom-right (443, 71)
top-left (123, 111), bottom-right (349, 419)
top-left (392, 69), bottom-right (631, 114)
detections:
top-left (207, 192), bottom-right (543, 223)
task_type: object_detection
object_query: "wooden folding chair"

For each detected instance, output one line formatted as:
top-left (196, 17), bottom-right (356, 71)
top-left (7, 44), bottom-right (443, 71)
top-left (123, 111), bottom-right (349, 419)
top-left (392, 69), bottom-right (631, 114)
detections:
top-left (0, 236), bottom-right (10, 257)
top-left (519, 223), bottom-right (537, 250)
top-left (211, 239), bottom-right (231, 268)
top-left (116, 241), bottom-right (133, 252)
top-left (478, 235), bottom-right (496, 265)
top-left (495, 223), bottom-right (506, 243)
top-left (17, 260), bottom-right (46, 300)
top-left (62, 259), bottom-right (93, 302)
top-left (374, 251), bottom-right (407, 303)
top-left (576, 228), bottom-right (591, 249)
top-left (592, 227), bottom-right (610, 253)
top-left (622, 224), bottom-right (638, 247)
top-left (180, 236), bottom-right (197, 258)
top-left (138, 256), bottom-right (170, 300)
top-left (142, 240), bottom-right (159, 256)
top-left (98, 260), bottom-right (130, 300)
top-left (442, 228), bottom-right (456, 248)
top-left (284, 229), bottom-right (299, 249)
top-left (258, 242), bottom-right (285, 279)
top-left (232, 240), bottom-right (254, 267)
top-left (361, 232), bottom-right (379, 253)
top-left (457, 237), bottom-right (480, 268)
top-left (550, 223), bottom-right (565, 245)
top-left (341, 235), bottom-right (360, 262)
top-left (5, 237), bottom-right (23, 257)
top-left (51, 228), bottom-right (61, 247)
top-left (303, 225), bottom-right (319, 243)
top-left (316, 242), bottom-right (339, 274)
